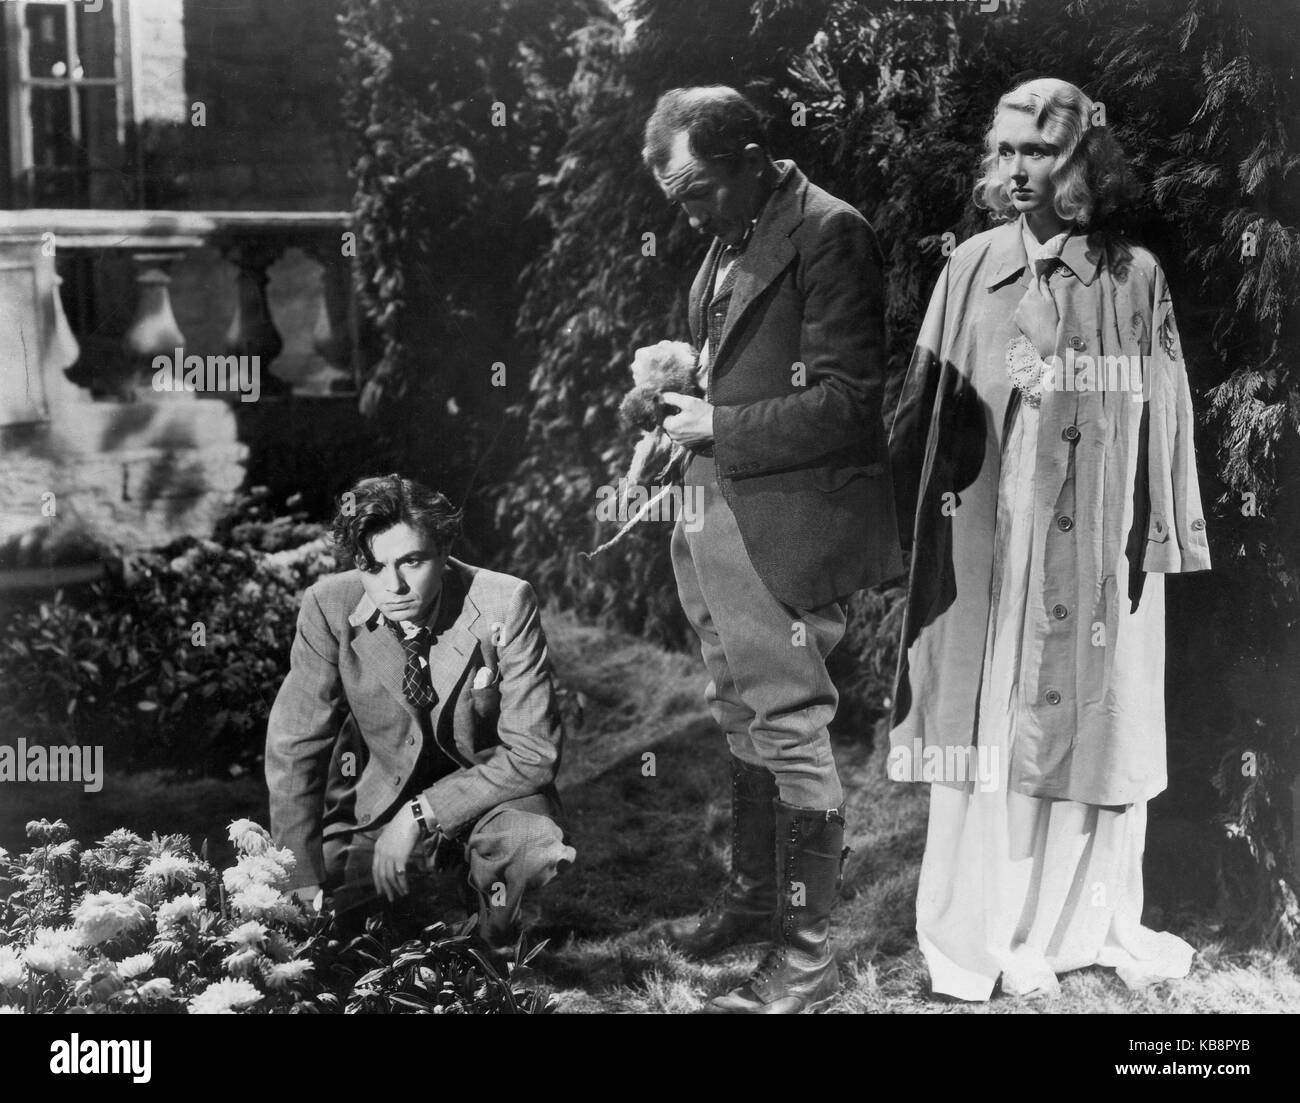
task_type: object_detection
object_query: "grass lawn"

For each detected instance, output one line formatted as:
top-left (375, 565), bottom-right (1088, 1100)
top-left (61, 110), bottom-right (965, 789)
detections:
top-left (4, 607), bottom-right (1297, 1014)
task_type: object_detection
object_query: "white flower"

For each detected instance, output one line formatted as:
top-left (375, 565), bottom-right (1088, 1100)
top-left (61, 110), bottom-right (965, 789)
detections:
top-left (23, 928), bottom-right (86, 980)
top-left (72, 892), bottom-right (151, 947)
top-left (187, 977), bottom-right (262, 1015)
top-left (230, 883), bottom-right (296, 923)
top-left (155, 892), bottom-right (203, 934)
top-left (0, 946), bottom-right (24, 988)
top-left (223, 947), bottom-right (261, 977)
top-left (227, 820), bottom-right (272, 856)
top-left (264, 959), bottom-right (313, 990)
top-left (0, 1004), bottom-right (24, 1014)
top-left (223, 854), bottom-right (290, 893)
top-left (223, 920), bottom-right (268, 949)
top-left (116, 952), bottom-right (155, 979)
top-left (136, 977), bottom-right (174, 1003)
top-left (139, 854), bottom-right (196, 885)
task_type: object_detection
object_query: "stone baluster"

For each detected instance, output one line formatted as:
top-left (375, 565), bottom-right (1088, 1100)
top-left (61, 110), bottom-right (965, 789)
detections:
top-left (40, 269), bottom-right (87, 409)
top-left (304, 234), bottom-right (359, 393)
top-left (217, 234), bottom-right (290, 396)
top-left (123, 250), bottom-right (188, 402)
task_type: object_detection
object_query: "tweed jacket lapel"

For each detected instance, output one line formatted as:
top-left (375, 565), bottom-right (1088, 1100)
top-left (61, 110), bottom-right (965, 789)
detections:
top-left (346, 559), bottom-right (481, 724)
top-left (424, 562), bottom-right (481, 711)
top-left (711, 160), bottom-right (804, 370)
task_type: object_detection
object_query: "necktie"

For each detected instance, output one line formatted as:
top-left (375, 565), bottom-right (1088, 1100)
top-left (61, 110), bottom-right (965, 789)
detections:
top-left (1007, 242), bottom-right (1066, 407)
top-left (392, 622), bottom-right (437, 709)
top-left (705, 244), bottom-right (742, 364)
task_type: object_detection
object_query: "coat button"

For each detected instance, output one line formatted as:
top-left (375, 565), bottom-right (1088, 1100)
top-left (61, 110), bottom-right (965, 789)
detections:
top-left (393, 774), bottom-right (402, 787)
top-left (408, 735), bottom-right (416, 746)
top-left (1068, 336), bottom-right (1086, 351)
top-left (1062, 425), bottom-right (1080, 442)
top-left (1191, 518), bottom-right (1205, 532)
top-left (1044, 689), bottom-right (1062, 705)
top-left (1052, 603), bottom-right (1069, 619)
top-left (1056, 515), bottom-right (1074, 532)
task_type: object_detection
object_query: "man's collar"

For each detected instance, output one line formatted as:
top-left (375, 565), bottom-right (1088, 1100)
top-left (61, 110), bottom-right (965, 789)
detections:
top-left (985, 216), bottom-right (1103, 289)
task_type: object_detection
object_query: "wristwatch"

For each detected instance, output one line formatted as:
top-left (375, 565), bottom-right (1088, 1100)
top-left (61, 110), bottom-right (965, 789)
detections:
top-left (409, 798), bottom-right (436, 839)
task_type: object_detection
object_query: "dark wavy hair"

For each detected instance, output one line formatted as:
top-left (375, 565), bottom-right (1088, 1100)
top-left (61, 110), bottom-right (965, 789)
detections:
top-left (642, 85), bottom-right (770, 173)
top-left (331, 474), bottom-right (463, 571)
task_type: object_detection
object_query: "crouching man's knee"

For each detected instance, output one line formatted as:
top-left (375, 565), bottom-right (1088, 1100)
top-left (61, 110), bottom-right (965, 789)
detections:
top-left (464, 794), bottom-right (574, 947)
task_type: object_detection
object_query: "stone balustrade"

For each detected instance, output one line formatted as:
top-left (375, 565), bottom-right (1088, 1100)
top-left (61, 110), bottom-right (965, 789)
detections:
top-left (0, 209), bottom-right (360, 578)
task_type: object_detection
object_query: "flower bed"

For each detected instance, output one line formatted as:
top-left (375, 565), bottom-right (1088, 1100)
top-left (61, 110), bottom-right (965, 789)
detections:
top-left (0, 818), bottom-right (551, 1015)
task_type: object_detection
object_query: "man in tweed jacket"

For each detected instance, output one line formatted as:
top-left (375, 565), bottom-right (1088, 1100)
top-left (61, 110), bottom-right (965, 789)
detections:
top-left (265, 474), bottom-right (573, 948)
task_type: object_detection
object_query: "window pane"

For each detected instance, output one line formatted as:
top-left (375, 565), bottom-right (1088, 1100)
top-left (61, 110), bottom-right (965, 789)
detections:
top-left (79, 84), bottom-right (126, 206)
top-left (30, 85), bottom-right (72, 170)
top-left (25, 3), bottom-right (70, 79)
top-left (75, 1), bottom-right (116, 79)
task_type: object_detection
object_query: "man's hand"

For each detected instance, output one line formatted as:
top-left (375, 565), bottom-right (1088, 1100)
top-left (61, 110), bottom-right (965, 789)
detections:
top-left (661, 392), bottom-right (715, 447)
top-left (372, 812), bottom-right (421, 902)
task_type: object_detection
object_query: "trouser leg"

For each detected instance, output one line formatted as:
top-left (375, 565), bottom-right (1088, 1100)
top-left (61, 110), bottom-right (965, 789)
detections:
top-left (464, 791), bottom-right (575, 951)
top-left (676, 455), bottom-right (846, 808)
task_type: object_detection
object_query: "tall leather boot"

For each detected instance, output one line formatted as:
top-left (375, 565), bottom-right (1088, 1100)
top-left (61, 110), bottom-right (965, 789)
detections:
top-left (662, 757), bottom-right (778, 959)
top-left (706, 801), bottom-right (846, 1014)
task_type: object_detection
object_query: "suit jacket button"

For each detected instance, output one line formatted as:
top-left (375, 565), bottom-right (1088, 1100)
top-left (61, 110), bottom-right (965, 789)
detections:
top-left (1191, 518), bottom-right (1206, 532)
top-left (1044, 689), bottom-right (1062, 705)
top-left (1056, 515), bottom-right (1074, 532)
top-left (1062, 425), bottom-right (1080, 442)
top-left (407, 736), bottom-right (416, 746)
top-left (393, 774), bottom-right (402, 787)
top-left (1068, 335), bottom-right (1086, 351)
top-left (1052, 603), bottom-right (1069, 619)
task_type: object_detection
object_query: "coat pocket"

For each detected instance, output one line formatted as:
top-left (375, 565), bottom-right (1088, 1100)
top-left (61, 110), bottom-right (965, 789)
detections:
top-left (813, 462), bottom-right (885, 494)
top-left (469, 664), bottom-right (501, 719)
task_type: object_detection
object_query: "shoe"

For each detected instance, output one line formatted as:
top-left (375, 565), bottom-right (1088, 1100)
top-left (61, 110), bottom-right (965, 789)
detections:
top-left (706, 801), bottom-right (847, 1014)
top-left (662, 757), bottom-right (778, 959)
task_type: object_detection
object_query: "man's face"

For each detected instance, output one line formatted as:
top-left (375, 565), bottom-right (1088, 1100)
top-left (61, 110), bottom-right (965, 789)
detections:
top-left (358, 522), bottom-right (448, 624)
top-left (654, 130), bottom-right (764, 247)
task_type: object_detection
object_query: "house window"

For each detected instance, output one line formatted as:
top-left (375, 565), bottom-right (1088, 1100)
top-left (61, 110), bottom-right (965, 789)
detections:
top-left (3, 0), bottom-right (133, 208)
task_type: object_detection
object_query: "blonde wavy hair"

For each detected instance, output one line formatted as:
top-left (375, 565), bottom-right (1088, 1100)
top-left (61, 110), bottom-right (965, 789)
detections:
top-left (973, 77), bottom-right (1138, 227)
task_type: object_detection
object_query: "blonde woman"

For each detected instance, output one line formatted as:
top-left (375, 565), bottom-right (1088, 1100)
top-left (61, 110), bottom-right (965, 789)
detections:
top-left (888, 77), bottom-right (1211, 1000)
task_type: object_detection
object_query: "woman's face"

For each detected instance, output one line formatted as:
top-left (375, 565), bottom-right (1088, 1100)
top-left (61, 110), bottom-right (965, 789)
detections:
top-left (993, 108), bottom-right (1059, 218)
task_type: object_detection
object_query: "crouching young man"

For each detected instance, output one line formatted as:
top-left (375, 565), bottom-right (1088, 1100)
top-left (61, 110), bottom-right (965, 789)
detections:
top-left (265, 474), bottom-right (574, 950)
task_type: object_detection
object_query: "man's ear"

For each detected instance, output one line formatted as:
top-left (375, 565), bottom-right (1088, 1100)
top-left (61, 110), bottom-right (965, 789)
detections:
top-left (741, 142), bottom-right (768, 177)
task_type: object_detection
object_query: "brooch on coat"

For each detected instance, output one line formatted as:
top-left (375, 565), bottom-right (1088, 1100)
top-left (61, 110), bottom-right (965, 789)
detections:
top-left (1006, 334), bottom-right (1047, 408)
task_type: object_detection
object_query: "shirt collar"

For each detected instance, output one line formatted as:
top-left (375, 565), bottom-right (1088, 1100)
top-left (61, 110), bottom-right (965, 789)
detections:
top-left (986, 216), bottom-right (1103, 289)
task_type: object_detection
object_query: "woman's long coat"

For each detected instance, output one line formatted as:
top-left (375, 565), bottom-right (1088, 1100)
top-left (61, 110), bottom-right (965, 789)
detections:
top-left (888, 220), bottom-right (1212, 805)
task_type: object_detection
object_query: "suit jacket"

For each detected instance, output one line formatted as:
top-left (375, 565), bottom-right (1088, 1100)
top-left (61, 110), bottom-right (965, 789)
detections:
top-left (694, 159), bottom-right (904, 608)
top-left (265, 559), bottom-right (563, 889)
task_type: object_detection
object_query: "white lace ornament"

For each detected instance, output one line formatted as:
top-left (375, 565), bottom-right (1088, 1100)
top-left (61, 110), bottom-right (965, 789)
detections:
top-left (1006, 334), bottom-right (1047, 408)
